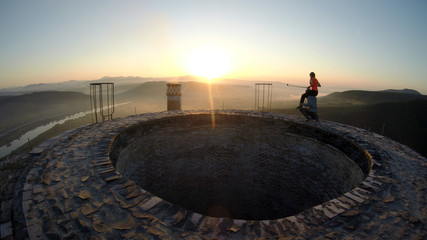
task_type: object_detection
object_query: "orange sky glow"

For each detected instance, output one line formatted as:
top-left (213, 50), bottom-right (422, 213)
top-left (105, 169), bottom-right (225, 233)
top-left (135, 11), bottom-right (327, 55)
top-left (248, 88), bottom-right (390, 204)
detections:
top-left (0, 1), bottom-right (426, 94)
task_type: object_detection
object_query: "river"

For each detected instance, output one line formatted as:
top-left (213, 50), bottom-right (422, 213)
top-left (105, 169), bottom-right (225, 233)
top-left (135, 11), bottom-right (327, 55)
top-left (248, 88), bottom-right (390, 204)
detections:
top-left (0, 102), bottom-right (132, 158)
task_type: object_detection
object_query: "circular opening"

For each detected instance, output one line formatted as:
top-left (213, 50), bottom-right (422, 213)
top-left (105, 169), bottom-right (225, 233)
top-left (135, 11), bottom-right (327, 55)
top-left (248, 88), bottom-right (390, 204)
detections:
top-left (110, 114), bottom-right (370, 220)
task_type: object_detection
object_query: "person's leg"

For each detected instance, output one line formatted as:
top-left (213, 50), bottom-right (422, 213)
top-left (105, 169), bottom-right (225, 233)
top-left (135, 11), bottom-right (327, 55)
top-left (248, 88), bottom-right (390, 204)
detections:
top-left (308, 111), bottom-right (318, 121)
top-left (298, 90), bottom-right (318, 109)
top-left (300, 90), bottom-right (318, 104)
top-left (299, 92), bottom-right (308, 104)
top-left (299, 108), bottom-right (311, 120)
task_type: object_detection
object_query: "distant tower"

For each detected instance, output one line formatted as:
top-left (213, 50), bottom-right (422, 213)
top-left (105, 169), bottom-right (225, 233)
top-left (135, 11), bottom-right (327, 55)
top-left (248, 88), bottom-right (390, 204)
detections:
top-left (166, 83), bottom-right (182, 111)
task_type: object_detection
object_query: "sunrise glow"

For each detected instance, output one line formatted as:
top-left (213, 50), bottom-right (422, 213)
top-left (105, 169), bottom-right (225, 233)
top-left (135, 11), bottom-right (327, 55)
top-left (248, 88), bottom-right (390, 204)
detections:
top-left (186, 45), bottom-right (230, 80)
top-left (0, 1), bottom-right (426, 94)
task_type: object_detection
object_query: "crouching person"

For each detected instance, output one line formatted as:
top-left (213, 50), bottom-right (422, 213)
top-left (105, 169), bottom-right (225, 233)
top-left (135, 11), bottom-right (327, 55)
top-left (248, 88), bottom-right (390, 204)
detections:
top-left (299, 96), bottom-right (319, 122)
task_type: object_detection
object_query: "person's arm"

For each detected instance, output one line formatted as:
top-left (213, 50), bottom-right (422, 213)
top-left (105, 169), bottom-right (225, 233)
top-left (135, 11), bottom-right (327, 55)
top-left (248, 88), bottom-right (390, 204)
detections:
top-left (318, 81), bottom-right (321, 87)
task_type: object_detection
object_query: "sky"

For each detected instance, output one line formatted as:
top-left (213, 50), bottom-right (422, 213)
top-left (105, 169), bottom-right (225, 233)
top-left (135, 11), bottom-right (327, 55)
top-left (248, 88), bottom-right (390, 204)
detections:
top-left (1, 0), bottom-right (426, 94)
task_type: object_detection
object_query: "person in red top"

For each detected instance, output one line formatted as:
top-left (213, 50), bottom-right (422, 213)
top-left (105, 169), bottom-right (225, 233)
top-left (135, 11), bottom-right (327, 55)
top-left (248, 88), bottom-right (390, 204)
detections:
top-left (297, 72), bottom-right (321, 109)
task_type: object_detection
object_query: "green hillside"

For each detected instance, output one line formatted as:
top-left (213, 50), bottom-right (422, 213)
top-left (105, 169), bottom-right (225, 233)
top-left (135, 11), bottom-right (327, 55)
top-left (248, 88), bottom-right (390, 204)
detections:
top-left (319, 90), bottom-right (427, 106)
top-left (274, 99), bottom-right (427, 158)
top-left (0, 91), bottom-right (90, 145)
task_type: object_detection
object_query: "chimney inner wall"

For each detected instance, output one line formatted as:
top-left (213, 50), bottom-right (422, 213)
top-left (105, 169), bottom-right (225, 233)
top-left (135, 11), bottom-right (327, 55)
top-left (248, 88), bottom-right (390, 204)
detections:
top-left (110, 114), bottom-right (369, 220)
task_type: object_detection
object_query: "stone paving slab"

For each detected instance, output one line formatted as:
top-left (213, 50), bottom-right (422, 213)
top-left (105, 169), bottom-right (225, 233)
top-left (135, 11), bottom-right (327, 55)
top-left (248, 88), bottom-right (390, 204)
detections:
top-left (7, 110), bottom-right (426, 239)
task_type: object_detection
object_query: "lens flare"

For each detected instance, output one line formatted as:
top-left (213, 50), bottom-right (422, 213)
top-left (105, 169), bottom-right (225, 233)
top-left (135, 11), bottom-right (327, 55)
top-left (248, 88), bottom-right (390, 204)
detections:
top-left (187, 45), bottom-right (229, 129)
top-left (208, 78), bottom-right (215, 129)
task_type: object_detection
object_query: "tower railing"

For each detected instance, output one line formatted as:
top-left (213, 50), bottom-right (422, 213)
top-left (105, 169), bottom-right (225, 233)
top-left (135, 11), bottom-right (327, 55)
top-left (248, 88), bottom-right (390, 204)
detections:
top-left (255, 83), bottom-right (273, 112)
top-left (90, 83), bottom-right (115, 123)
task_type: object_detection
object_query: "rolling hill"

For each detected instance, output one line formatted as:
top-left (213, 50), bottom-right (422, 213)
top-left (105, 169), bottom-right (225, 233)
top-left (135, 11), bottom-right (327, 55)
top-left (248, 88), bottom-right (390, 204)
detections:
top-left (0, 91), bottom-right (90, 146)
top-left (320, 100), bottom-right (427, 156)
top-left (275, 90), bottom-right (427, 158)
top-left (319, 89), bottom-right (427, 106)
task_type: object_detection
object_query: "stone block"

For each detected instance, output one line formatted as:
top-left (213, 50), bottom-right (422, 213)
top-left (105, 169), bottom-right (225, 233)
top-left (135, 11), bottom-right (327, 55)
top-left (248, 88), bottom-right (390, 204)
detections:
top-left (140, 197), bottom-right (162, 211)
top-left (0, 221), bottom-right (12, 238)
top-left (26, 224), bottom-right (43, 240)
top-left (190, 213), bottom-right (203, 225)
top-left (22, 190), bottom-right (32, 202)
top-left (344, 192), bottom-right (365, 203)
top-left (1, 200), bottom-right (12, 223)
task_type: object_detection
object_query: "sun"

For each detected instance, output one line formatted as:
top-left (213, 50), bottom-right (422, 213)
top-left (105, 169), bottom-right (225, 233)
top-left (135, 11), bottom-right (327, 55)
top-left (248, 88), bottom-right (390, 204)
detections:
top-left (186, 45), bottom-right (230, 80)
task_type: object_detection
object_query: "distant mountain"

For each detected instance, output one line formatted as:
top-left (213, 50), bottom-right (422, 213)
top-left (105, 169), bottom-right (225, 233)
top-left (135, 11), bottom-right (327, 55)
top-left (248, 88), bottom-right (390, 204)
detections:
top-left (119, 81), bottom-right (255, 110)
top-left (0, 80), bottom-right (89, 95)
top-left (319, 89), bottom-right (427, 106)
top-left (382, 89), bottom-right (421, 95)
top-left (118, 81), bottom-right (167, 101)
top-left (0, 76), bottom-right (207, 96)
top-left (181, 81), bottom-right (254, 109)
top-left (0, 76), bottom-right (162, 96)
